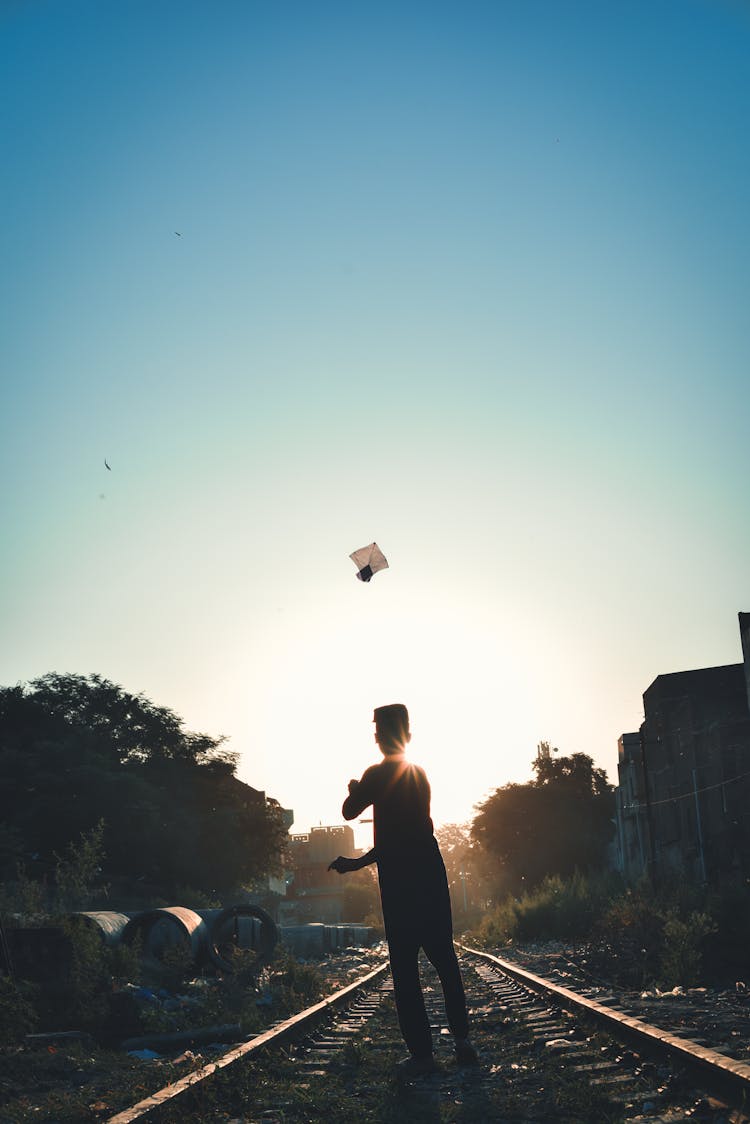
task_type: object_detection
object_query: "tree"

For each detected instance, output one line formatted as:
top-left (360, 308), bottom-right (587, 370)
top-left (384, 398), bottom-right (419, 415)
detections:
top-left (531, 740), bottom-right (611, 796)
top-left (341, 866), bottom-right (381, 924)
top-left (11, 673), bottom-right (235, 767)
top-left (54, 820), bottom-right (108, 912)
top-left (0, 674), bottom-right (289, 901)
top-left (435, 823), bottom-right (480, 918)
top-left (470, 743), bottom-right (615, 898)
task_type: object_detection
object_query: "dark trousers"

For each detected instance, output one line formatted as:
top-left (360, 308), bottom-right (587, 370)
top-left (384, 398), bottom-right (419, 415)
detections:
top-left (378, 841), bottom-right (469, 1059)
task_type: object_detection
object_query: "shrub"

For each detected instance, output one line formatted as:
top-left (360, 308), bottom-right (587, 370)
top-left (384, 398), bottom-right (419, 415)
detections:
top-left (0, 976), bottom-right (38, 1045)
top-left (58, 916), bottom-right (113, 1030)
top-left (270, 950), bottom-right (322, 1011)
top-left (659, 909), bottom-right (716, 988)
top-left (54, 820), bottom-right (108, 912)
top-left (142, 940), bottom-right (195, 993)
top-left (0, 863), bottom-right (47, 919)
top-left (169, 885), bottom-right (221, 910)
top-left (597, 879), bottom-right (724, 989)
top-left (475, 896), bottom-right (519, 946)
top-left (474, 871), bottom-right (619, 946)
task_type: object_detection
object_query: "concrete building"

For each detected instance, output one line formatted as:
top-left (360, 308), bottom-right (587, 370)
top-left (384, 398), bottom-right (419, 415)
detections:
top-left (281, 824), bottom-right (360, 923)
top-left (740, 611), bottom-right (750, 713)
top-left (614, 613), bottom-right (750, 884)
top-left (614, 732), bottom-right (649, 880)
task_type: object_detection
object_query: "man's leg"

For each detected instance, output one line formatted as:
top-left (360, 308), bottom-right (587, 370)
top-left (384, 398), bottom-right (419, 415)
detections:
top-left (421, 933), bottom-right (469, 1041)
top-left (387, 929), bottom-right (433, 1059)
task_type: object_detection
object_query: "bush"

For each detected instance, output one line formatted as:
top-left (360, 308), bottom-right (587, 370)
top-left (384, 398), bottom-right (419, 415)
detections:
top-left (0, 863), bottom-right (47, 919)
top-left (598, 882), bottom-right (666, 986)
top-left (598, 880), bottom-right (721, 989)
top-left (469, 870), bottom-right (728, 990)
top-left (474, 896), bottom-right (519, 946)
top-left (659, 909), bottom-right (716, 988)
top-left (54, 821), bottom-right (108, 912)
top-left (474, 871), bottom-right (619, 946)
top-left (270, 950), bottom-right (322, 1011)
top-left (169, 885), bottom-right (221, 910)
top-left (58, 917), bottom-right (114, 1030)
top-left (0, 976), bottom-right (38, 1045)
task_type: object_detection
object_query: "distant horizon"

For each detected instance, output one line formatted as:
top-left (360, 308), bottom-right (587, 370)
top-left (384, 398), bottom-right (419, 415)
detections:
top-left (4, 603), bottom-right (749, 846)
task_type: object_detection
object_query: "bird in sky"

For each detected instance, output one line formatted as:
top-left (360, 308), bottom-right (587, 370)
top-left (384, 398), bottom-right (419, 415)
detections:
top-left (174, 231), bottom-right (182, 237)
top-left (104, 459), bottom-right (111, 470)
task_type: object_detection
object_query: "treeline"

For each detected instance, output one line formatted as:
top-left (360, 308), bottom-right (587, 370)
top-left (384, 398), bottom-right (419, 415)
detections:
top-left (4, 676), bottom-right (747, 987)
top-left (471, 741), bottom-right (615, 895)
top-left (436, 742), bottom-right (616, 915)
top-left (1, 674), bottom-right (618, 919)
top-left (434, 744), bottom-right (749, 988)
top-left (0, 674), bottom-right (288, 906)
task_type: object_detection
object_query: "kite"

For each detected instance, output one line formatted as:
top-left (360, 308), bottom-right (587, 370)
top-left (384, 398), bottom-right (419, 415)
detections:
top-left (350, 542), bottom-right (388, 582)
top-left (104, 459), bottom-right (111, 470)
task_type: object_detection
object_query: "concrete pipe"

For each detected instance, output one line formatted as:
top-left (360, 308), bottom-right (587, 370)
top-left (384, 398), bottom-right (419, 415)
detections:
top-left (74, 911), bottom-right (130, 947)
top-left (206, 905), bottom-right (278, 973)
top-left (121, 906), bottom-right (208, 965)
top-left (279, 923), bottom-right (327, 958)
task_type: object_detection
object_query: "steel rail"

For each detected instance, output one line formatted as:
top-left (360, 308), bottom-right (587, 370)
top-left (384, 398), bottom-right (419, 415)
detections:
top-left (460, 943), bottom-right (750, 1106)
top-left (106, 959), bottom-right (390, 1124)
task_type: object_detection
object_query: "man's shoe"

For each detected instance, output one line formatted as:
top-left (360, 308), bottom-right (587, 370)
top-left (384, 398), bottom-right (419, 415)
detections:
top-left (454, 1038), bottom-right (479, 1066)
top-left (396, 1054), bottom-right (438, 1079)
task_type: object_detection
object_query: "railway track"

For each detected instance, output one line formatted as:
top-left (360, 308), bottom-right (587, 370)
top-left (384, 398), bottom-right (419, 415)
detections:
top-left (462, 946), bottom-right (750, 1122)
top-left (103, 946), bottom-right (750, 1123)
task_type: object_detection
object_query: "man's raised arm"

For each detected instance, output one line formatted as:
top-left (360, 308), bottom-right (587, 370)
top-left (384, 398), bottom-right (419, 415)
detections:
top-left (342, 773), bottom-right (372, 820)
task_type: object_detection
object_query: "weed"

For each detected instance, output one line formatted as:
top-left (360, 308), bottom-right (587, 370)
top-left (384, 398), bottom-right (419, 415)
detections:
top-left (270, 948), bottom-right (323, 1010)
top-left (0, 975), bottom-right (38, 1045)
top-left (659, 908), bottom-right (716, 988)
top-left (0, 862), bottom-right (47, 918)
top-left (53, 820), bottom-right (108, 913)
top-left (473, 871), bottom-right (620, 946)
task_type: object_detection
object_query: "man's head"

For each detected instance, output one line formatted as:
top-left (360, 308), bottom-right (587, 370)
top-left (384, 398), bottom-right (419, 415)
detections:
top-left (373, 703), bottom-right (410, 755)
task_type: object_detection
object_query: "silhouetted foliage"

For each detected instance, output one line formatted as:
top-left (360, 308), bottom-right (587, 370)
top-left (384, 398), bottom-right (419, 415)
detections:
top-left (435, 822), bottom-right (481, 919)
top-left (341, 866), bottom-right (381, 924)
top-left (471, 743), bottom-right (615, 897)
top-left (0, 674), bottom-right (288, 901)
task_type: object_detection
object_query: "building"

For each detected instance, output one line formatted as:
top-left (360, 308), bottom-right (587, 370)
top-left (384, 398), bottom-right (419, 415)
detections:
top-left (614, 613), bottom-right (750, 884)
top-left (614, 732), bottom-right (648, 880)
top-left (281, 825), bottom-right (360, 923)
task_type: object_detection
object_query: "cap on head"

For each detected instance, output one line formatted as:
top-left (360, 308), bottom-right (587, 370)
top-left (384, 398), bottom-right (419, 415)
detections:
top-left (373, 703), bottom-right (410, 753)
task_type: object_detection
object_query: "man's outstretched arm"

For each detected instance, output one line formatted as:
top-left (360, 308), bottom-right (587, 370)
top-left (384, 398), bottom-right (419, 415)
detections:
top-left (328, 848), bottom-right (376, 874)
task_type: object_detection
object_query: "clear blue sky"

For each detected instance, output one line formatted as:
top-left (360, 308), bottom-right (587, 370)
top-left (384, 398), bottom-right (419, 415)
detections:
top-left (2, 1), bottom-right (749, 845)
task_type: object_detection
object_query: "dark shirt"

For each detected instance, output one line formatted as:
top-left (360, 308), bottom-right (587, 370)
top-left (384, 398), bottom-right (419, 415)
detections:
top-left (341, 755), bottom-right (434, 859)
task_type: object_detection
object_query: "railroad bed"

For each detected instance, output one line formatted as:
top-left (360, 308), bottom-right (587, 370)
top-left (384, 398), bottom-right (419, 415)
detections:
top-left (101, 947), bottom-right (750, 1124)
top-left (499, 941), bottom-right (750, 1065)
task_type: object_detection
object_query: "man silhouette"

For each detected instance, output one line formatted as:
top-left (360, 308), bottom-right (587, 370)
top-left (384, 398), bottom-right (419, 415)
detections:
top-left (329, 703), bottom-right (478, 1076)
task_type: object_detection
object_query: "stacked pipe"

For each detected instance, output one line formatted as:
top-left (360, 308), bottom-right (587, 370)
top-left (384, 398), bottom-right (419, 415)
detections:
top-left (7, 912), bottom-right (374, 976)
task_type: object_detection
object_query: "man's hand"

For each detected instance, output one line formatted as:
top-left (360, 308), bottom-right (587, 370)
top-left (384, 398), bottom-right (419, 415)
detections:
top-left (328, 856), bottom-right (357, 874)
top-left (347, 778), bottom-right (359, 795)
